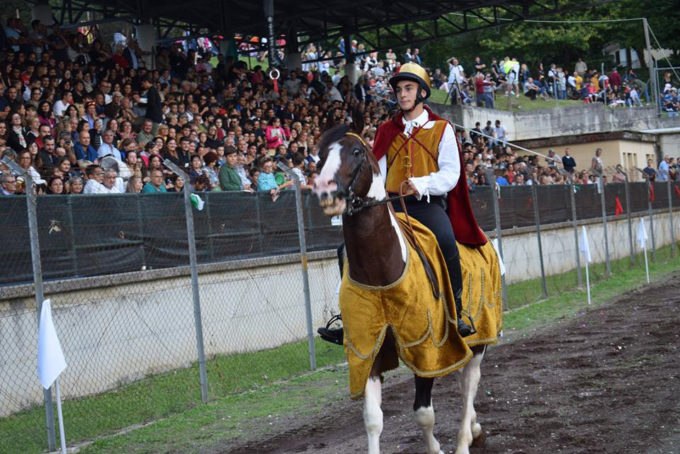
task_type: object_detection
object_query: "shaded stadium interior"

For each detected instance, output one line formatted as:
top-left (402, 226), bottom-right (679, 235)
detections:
top-left (47, 0), bottom-right (610, 55)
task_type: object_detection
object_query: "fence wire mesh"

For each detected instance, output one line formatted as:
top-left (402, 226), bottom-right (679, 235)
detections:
top-left (1, 180), bottom-right (679, 453)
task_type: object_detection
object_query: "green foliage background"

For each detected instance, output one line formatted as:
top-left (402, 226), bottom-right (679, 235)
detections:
top-left (420, 0), bottom-right (680, 74)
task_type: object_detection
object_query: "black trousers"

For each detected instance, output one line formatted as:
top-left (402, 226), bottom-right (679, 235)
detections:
top-left (392, 195), bottom-right (464, 303)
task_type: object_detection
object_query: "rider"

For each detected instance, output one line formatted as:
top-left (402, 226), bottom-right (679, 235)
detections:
top-left (319, 62), bottom-right (487, 343)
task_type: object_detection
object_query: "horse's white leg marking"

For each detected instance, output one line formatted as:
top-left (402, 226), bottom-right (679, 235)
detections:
top-left (414, 405), bottom-right (443, 454)
top-left (364, 376), bottom-right (383, 454)
top-left (456, 350), bottom-right (484, 454)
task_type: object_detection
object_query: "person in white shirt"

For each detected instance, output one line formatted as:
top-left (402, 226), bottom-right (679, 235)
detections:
top-left (446, 57), bottom-right (465, 105)
top-left (379, 62), bottom-right (482, 337)
top-left (53, 91), bottom-right (73, 118)
top-left (102, 169), bottom-right (122, 193)
top-left (97, 129), bottom-right (122, 160)
top-left (83, 165), bottom-right (109, 194)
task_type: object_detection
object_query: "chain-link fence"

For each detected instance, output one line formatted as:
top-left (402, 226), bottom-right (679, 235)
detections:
top-left (2, 169), bottom-right (680, 453)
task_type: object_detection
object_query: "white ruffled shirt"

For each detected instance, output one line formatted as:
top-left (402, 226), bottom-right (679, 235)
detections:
top-left (378, 109), bottom-right (460, 202)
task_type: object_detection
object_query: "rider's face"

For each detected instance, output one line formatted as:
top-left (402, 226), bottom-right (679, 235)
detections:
top-left (395, 80), bottom-right (420, 111)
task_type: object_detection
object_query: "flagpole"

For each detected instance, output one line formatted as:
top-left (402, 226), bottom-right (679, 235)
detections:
top-left (54, 379), bottom-right (67, 454)
top-left (643, 243), bottom-right (650, 283)
top-left (585, 257), bottom-right (591, 304)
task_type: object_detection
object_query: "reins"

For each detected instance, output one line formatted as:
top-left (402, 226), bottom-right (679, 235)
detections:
top-left (341, 132), bottom-right (441, 300)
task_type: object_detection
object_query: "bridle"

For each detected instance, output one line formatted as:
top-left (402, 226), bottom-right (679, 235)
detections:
top-left (338, 132), bottom-right (408, 216)
top-left (337, 132), bottom-right (441, 299)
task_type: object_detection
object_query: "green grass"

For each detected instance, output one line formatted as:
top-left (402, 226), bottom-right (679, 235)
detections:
top-left (0, 338), bottom-right (344, 454)
top-left (504, 244), bottom-right (680, 333)
top-left (429, 88), bottom-right (582, 111)
top-left (4, 244), bottom-right (680, 453)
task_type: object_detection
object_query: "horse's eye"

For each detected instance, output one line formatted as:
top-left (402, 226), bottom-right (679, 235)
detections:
top-left (353, 148), bottom-right (362, 157)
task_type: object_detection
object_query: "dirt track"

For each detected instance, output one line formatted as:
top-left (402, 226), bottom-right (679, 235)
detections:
top-left (225, 278), bottom-right (680, 454)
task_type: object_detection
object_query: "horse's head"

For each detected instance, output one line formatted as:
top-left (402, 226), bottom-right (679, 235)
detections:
top-left (313, 125), bottom-right (381, 216)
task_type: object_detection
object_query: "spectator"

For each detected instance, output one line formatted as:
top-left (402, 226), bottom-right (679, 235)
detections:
top-left (643, 159), bottom-right (657, 182)
top-left (265, 117), bottom-right (286, 150)
top-left (141, 76), bottom-right (163, 132)
top-left (83, 164), bottom-right (108, 194)
top-left (74, 130), bottom-right (98, 163)
top-left (494, 120), bottom-right (507, 149)
top-left (53, 91), bottom-right (73, 118)
top-left (219, 147), bottom-right (242, 191)
top-left (403, 48), bottom-right (413, 63)
top-left (97, 130), bottom-right (122, 160)
top-left (591, 148), bottom-right (604, 175)
top-left (523, 77), bottom-right (540, 101)
top-left (657, 155), bottom-right (670, 181)
top-left (142, 169), bottom-right (167, 193)
top-left (102, 169), bottom-right (122, 193)
top-left (0, 172), bottom-right (17, 195)
top-left (166, 174), bottom-right (185, 193)
top-left (575, 58), bottom-right (587, 77)
top-left (48, 176), bottom-right (65, 194)
top-left (69, 176), bottom-right (84, 194)
top-left (126, 175), bottom-right (143, 193)
top-left (562, 148), bottom-right (576, 174)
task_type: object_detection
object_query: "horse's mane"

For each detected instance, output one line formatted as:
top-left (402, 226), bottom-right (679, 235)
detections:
top-left (318, 124), bottom-right (350, 153)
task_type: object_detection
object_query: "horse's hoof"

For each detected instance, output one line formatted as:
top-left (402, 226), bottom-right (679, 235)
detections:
top-left (471, 429), bottom-right (486, 447)
top-left (471, 422), bottom-right (483, 440)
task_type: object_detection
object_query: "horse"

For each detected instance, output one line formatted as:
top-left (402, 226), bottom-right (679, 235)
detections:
top-left (312, 124), bottom-right (502, 454)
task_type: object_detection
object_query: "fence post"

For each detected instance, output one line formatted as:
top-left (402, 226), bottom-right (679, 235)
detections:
top-left (667, 178), bottom-right (675, 258)
top-left (163, 160), bottom-right (209, 403)
top-left (485, 170), bottom-right (507, 311)
top-left (567, 173), bottom-right (583, 287)
top-left (597, 171), bottom-right (612, 276)
top-left (1, 157), bottom-right (56, 450)
top-left (530, 183), bottom-right (548, 298)
top-left (278, 162), bottom-right (316, 371)
top-left (617, 165), bottom-right (635, 266)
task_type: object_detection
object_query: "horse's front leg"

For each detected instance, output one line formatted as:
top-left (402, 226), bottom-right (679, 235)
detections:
top-left (414, 376), bottom-right (444, 454)
top-left (364, 370), bottom-right (383, 454)
top-left (456, 346), bottom-right (486, 454)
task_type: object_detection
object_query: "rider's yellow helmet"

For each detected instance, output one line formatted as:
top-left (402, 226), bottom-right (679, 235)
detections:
top-left (389, 62), bottom-right (432, 99)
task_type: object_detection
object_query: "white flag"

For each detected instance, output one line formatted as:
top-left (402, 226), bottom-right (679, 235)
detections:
top-left (37, 300), bottom-right (67, 389)
top-left (637, 217), bottom-right (648, 249)
top-left (579, 226), bottom-right (592, 263)
top-left (491, 238), bottom-right (506, 276)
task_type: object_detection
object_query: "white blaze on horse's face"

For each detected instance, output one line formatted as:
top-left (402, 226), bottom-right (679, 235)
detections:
top-left (314, 141), bottom-right (346, 215)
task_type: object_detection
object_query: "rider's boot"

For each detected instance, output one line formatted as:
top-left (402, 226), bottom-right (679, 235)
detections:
top-left (447, 258), bottom-right (476, 338)
top-left (455, 289), bottom-right (476, 338)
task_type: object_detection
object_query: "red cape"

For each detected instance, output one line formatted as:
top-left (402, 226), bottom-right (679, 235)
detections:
top-left (373, 106), bottom-right (487, 247)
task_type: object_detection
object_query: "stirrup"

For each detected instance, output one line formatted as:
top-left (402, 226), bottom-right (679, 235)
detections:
top-left (317, 314), bottom-right (344, 345)
top-left (457, 313), bottom-right (477, 338)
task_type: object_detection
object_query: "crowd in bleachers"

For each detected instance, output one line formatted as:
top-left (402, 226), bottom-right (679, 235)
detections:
top-left (0, 16), bottom-right (678, 199)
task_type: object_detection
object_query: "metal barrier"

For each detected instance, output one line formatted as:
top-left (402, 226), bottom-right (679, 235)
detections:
top-left (2, 177), bottom-right (680, 453)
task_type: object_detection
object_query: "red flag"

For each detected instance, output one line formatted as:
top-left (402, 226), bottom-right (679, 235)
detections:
top-left (674, 184), bottom-right (680, 198)
top-left (614, 196), bottom-right (624, 215)
top-left (649, 183), bottom-right (655, 203)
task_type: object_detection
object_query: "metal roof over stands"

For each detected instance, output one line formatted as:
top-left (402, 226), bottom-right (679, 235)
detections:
top-left (55, 0), bottom-right (608, 51)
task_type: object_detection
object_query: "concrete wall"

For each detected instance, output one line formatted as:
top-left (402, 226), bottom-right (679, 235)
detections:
top-left (658, 132), bottom-right (680, 158)
top-left (2, 210), bottom-right (679, 415)
top-left (430, 103), bottom-right (679, 142)
top-left (501, 210), bottom-right (679, 284)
